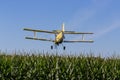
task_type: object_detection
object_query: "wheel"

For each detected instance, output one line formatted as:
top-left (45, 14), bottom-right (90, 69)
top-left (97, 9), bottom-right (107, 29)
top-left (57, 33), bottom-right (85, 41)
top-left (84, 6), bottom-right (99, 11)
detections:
top-left (63, 46), bottom-right (66, 50)
top-left (51, 46), bottom-right (53, 49)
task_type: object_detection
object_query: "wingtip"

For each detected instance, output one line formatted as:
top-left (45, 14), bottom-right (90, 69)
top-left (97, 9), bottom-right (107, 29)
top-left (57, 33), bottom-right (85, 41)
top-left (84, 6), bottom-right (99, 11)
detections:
top-left (23, 28), bottom-right (28, 30)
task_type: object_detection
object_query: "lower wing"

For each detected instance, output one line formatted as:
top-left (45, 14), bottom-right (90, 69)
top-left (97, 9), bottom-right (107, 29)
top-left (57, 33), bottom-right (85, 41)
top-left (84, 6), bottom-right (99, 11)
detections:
top-left (63, 40), bottom-right (94, 43)
top-left (64, 31), bottom-right (93, 34)
top-left (25, 37), bottom-right (55, 42)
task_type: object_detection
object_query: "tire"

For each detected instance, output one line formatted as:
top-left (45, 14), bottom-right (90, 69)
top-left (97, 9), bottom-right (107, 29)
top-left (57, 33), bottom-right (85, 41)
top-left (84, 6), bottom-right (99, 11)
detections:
top-left (63, 46), bottom-right (66, 50)
top-left (51, 46), bottom-right (53, 49)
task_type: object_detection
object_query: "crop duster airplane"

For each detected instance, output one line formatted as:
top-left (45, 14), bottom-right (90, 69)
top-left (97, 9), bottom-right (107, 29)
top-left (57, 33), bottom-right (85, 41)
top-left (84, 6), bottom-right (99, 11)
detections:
top-left (24, 23), bottom-right (94, 50)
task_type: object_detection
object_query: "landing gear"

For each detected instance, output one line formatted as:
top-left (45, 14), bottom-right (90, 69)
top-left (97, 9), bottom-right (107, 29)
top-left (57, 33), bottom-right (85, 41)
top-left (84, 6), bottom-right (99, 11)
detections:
top-left (51, 46), bottom-right (53, 50)
top-left (62, 44), bottom-right (66, 50)
top-left (51, 45), bottom-right (58, 50)
top-left (51, 45), bottom-right (66, 50)
top-left (63, 46), bottom-right (66, 50)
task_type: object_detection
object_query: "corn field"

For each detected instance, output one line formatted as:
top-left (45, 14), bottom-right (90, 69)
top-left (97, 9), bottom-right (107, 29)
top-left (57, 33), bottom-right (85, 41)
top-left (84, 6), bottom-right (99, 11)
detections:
top-left (0, 52), bottom-right (120, 80)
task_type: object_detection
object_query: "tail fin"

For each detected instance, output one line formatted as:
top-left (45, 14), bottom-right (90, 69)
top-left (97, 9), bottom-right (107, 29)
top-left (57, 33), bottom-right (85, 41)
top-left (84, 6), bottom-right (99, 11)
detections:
top-left (62, 23), bottom-right (65, 32)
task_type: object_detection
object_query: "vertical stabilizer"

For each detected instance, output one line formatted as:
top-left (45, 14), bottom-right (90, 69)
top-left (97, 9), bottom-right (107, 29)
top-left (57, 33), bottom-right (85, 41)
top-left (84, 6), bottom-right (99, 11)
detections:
top-left (62, 23), bottom-right (65, 32)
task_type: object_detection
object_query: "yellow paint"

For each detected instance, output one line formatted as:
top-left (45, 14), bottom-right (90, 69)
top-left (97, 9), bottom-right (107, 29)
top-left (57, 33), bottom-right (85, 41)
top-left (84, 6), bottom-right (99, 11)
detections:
top-left (55, 32), bottom-right (63, 43)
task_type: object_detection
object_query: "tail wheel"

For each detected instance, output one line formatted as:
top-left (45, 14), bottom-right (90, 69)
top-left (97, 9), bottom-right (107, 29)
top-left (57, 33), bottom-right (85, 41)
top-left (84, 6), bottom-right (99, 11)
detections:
top-left (63, 46), bottom-right (66, 50)
top-left (51, 46), bottom-right (53, 49)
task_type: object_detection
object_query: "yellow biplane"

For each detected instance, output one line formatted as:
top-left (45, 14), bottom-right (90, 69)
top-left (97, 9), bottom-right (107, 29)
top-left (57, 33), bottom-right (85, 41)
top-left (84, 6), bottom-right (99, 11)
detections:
top-left (23, 23), bottom-right (94, 50)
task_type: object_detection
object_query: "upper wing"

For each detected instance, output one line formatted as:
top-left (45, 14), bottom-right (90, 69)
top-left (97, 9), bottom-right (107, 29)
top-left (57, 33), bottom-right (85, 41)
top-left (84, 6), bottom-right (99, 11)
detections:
top-left (63, 40), bottom-right (94, 43)
top-left (64, 31), bottom-right (93, 34)
top-left (25, 37), bottom-right (55, 42)
top-left (24, 28), bottom-right (55, 34)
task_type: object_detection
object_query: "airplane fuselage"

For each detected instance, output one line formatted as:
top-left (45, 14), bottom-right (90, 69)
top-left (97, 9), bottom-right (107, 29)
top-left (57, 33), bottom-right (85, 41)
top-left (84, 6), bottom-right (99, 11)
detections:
top-left (55, 31), bottom-right (64, 45)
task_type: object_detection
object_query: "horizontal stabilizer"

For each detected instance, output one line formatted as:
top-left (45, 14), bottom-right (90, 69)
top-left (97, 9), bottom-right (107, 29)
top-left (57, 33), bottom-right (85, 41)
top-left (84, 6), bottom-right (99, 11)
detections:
top-left (52, 30), bottom-right (61, 33)
top-left (25, 37), bottom-right (54, 42)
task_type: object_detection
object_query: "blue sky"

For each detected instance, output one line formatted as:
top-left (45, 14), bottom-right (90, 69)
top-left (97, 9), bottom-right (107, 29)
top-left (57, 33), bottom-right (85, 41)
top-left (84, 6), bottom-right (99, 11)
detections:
top-left (0, 0), bottom-right (120, 57)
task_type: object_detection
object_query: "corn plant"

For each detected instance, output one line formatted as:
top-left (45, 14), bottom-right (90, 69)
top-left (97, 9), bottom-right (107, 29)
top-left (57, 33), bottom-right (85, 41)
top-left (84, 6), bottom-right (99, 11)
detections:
top-left (0, 51), bottom-right (120, 80)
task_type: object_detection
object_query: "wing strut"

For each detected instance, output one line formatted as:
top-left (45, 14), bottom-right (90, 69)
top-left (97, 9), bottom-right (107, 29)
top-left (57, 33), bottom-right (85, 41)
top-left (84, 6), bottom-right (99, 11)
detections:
top-left (82, 34), bottom-right (84, 40)
top-left (34, 31), bottom-right (36, 38)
